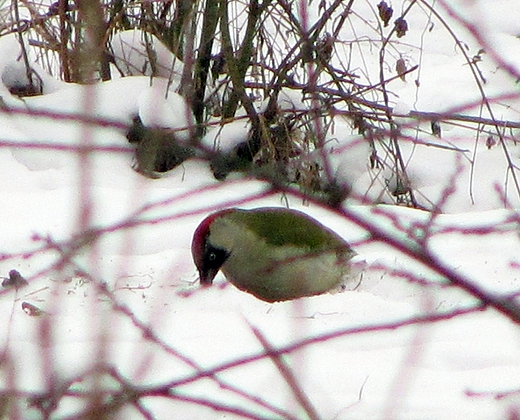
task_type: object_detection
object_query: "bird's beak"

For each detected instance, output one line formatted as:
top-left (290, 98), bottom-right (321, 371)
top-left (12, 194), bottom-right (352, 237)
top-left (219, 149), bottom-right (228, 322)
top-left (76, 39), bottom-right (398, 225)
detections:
top-left (199, 268), bottom-right (219, 286)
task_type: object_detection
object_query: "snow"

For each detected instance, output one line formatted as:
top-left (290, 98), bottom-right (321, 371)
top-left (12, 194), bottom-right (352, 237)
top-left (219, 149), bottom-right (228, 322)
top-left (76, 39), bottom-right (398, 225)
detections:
top-left (1, 1), bottom-right (520, 419)
top-left (110, 29), bottom-right (185, 81)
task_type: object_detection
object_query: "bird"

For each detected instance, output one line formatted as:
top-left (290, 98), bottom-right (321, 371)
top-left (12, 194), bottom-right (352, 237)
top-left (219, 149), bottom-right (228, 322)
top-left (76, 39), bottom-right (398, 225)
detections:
top-left (191, 207), bottom-right (357, 302)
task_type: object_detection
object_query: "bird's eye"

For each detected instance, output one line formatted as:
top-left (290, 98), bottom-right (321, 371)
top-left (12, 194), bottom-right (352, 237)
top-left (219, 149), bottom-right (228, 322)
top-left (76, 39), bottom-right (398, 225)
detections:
top-left (204, 245), bottom-right (230, 269)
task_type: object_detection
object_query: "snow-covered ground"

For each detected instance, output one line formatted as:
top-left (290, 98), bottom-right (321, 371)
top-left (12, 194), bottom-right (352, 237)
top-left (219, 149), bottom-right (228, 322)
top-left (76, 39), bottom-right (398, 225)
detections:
top-left (1, 0), bottom-right (520, 419)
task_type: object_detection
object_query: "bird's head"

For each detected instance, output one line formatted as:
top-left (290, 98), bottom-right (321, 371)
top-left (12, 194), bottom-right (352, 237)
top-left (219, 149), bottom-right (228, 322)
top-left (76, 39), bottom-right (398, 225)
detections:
top-left (191, 209), bottom-right (233, 285)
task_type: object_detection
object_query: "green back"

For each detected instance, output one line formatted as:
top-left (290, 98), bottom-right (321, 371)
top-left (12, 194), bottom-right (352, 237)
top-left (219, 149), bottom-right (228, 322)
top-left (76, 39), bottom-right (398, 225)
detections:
top-left (227, 208), bottom-right (349, 251)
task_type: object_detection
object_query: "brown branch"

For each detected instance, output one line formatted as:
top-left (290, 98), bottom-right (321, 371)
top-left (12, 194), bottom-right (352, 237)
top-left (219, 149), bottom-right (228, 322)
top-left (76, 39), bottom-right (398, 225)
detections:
top-left (158, 305), bottom-right (482, 390)
top-left (250, 324), bottom-right (321, 420)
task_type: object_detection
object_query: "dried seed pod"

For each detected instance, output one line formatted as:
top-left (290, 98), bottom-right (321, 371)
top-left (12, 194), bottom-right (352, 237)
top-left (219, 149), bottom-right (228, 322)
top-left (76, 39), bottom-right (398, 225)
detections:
top-left (2, 269), bottom-right (28, 289)
top-left (396, 58), bottom-right (407, 81)
top-left (431, 120), bottom-right (442, 137)
top-left (486, 135), bottom-right (497, 149)
top-left (22, 302), bottom-right (46, 317)
top-left (377, 1), bottom-right (393, 27)
top-left (394, 17), bottom-right (408, 38)
top-left (316, 33), bottom-right (334, 63)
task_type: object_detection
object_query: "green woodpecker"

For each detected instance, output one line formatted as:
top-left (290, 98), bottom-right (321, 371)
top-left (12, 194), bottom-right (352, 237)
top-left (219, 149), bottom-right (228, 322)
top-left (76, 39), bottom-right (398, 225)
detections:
top-left (191, 207), bottom-right (357, 302)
